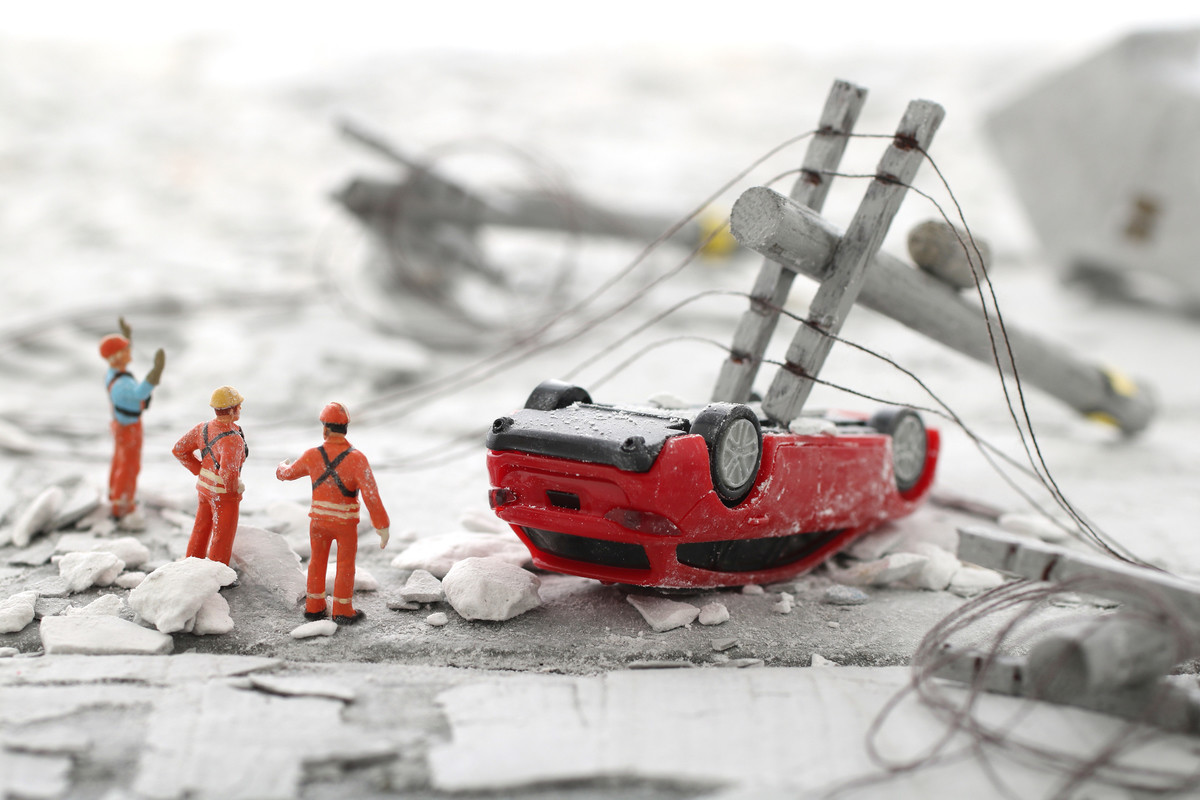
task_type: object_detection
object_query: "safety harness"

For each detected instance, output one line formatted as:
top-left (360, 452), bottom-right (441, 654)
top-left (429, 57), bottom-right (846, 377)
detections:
top-left (197, 422), bottom-right (248, 494)
top-left (313, 445), bottom-right (357, 498)
top-left (310, 446), bottom-right (361, 521)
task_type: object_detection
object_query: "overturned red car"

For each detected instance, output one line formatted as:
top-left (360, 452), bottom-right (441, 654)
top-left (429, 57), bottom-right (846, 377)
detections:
top-left (486, 379), bottom-right (939, 588)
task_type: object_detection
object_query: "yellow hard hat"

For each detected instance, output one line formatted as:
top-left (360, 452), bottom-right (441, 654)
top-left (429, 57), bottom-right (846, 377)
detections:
top-left (209, 385), bottom-right (244, 410)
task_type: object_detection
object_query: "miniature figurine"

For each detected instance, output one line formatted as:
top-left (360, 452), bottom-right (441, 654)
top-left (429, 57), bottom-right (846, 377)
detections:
top-left (276, 402), bottom-right (389, 625)
top-left (172, 386), bottom-right (248, 565)
top-left (100, 317), bottom-right (165, 530)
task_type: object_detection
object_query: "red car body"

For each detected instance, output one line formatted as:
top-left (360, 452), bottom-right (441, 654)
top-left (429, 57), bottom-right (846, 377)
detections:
top-left (486, 392), bottom-right (939, 588)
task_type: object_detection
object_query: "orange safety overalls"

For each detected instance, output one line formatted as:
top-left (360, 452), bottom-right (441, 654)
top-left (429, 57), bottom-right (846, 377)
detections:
top-left (172, 420), bottom-right (248, 565)
top-left (106, 369), bottom-right (152, 517)
top-left (277, 440), bottom-right (389, 619)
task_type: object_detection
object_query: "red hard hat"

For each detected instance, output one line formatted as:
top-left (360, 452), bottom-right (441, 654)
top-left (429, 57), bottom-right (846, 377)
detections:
top-left (320, 402), bottom-right (350, 426)
top-left (99, 334), bottom-right (130, 359)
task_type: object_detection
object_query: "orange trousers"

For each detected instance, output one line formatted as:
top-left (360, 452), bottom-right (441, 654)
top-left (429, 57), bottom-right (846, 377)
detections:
top-left (306, 520), bottom-right (358, 617)
top-left (186, 491), bottom-right (241, 565)
top-left (109, 420), bottom-right (142, 517)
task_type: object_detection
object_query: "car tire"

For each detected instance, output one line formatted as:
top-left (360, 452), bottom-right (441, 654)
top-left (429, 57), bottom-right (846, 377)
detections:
top-left (870, 407), bottom-right (928, 493)
top-left (524, 379), bottom-right (593, 411)
top-left (692, 403), bottom-right (762, 506)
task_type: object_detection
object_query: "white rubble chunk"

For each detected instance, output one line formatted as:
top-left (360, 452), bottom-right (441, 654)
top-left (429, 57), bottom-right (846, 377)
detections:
top-left (11, 486), bottom-right (65, 547)
top-left (999, 512), bottom-right (1072, 543)
top-left (290, 620), bottom-right (337, 639)
top-left (443, 557), bottom-right (542, 621)
top-left (65, 594), bottom-right (125, 616)
top-left (426, 612), bottom-right (449, 627)
top-left (902, 542), bottom-right (961, 591)
top-left (811, 653), bottom-right (838, 667)
top-left (230, 526), bottom-right (306, 605)
top-left (626, 595), bottom-right (699, 632)
top-left (58, 551), bottom-right (125, 593)
top-left (0, 591), bottom-right (38, 633)
top-left (949, 566), bottom-right (1005, 597)
top-left (50, 480), bottom-right (103, 530)
top-left (326, 565), bottom-right (378, 593)
top-left (697, 602), bottom-right (730, 626)
top-left (0, 647), bottom-right (17, 657)
top-left (193, 593), bottom-right (234, 635)
top-left (772, 592), bottom-right (794, 615)
top-left (8, 538), bottom-right (56, 566)
top-left (830, 552), bottom-right (927, 587)
top-left (740, 584), bottom-right (765, 595)
top-left (399, 569), bottom-right (444, 604)
top-left (823, 585), bottom-right (870, 606)
top-left (90, 536), bottom-right (151, 570)
top-left (459, 508), bottom-right (507, 534)
top-left (128, 558), bottom-right (236, 633)
top-left (116, 572), bottom-right (146, 589)
top-left (391, 532), bottom-right (531, 579)
top-left (40, 615), bottom-right (173, 655)
top-left (787, 417), bottom-right (837, 436)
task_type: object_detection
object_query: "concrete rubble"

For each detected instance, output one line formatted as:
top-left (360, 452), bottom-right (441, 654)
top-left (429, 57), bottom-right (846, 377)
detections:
top-left (399, 568), bottom-right (444, 604)
top-left (0, 591), bottom-right (37, 634)
top-left (391, 531), bottom-right (532, 578)
top-left (230, 525), bottom-right (306, 605)
top-left (443, 557), bottom-right (542, 621)
top-left (57, 551), bottom-right (124, 593)
top-left (626, 594), bottom-right (700, 632)
top-left (128, 558), bottom-right (237, 633)
top-left (40, 615), bottom-right (173, 655)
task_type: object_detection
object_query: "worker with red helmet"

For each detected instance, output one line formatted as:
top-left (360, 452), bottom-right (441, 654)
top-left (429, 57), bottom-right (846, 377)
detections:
top-left (100, 317), bottom-right (165, 530)
top-left (172, 386), bottom-right (248, 565)
top-left (276, 402), bottom-right (390, 625)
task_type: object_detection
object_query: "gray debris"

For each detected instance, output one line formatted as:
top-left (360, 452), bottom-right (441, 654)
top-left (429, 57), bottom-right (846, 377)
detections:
top-left (711, 638), bottom-right (740, 652)
top-left (128, 558), bottom-right (237, 633)
top-left (772, 593), bottom-right (795, 615)
top-left (7, 538), bottom-right (57, 567)
top-left (426, 612), bottom-right (449, 627)
top-left (230, 526), bottom-right (306, 606)
top-left (698, 602), bottom-right (730, 626)
top-left (718, 658), bottom-right (765, 668)
top-left (811, 653), bottom-right (838, 667)
top-left (902, 542), bottom-right (961, 591)
top-left (64, 594), bottom-right (125, 617)
top-left (399, 569), bottom-right (444, 604)
top-left (40, 616), bottom-right (173, 655)
top-left (626, 594), bottom-right (699, 632)
top-left (823, 585), bottom-right (870, 605)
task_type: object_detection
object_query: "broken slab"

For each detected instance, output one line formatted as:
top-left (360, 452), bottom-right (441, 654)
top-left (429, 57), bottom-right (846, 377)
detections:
top-left (40, 615), bottom-right (173, 655)
top-left (230, 526), bottom-right (306, 606)
top-left (398, 569), bottom-right (444, 604)
top-left (442, 557), bottom-right (541, 621)
top-left (58, 551), bottom-right (125, 593)
top-left (391, 531), bottom-right (532, 579)
top-left (10, 486), bottom-right (64, 547)
top-left (128, 558), bottom-right (236, 633)
top-left (64, 594), bottom-right (125, 617)
top-left (626, 595), bottom-right (699, 632)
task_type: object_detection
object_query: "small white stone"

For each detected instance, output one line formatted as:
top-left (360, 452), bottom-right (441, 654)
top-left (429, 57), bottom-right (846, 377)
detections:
top-left (64, 594), bottom-right (125, 617)
top-left (697, 602), bottom-right (729, 626)
top-left (58, 552), bottom-right (125, 593)
top-left (949, 566), bottom-right (1005, 597)
top-left (902, 543), bottom-right (961, 591)
top-left (626, 595), bottom-right (699, 632)
top-left (823, 585), bottom-right (869, 605)
top-left (290, 620), bottom-right (338, 639)
top-left (426, 612), bottom-right (449, 627)
top-left (772, 592), bottom-right (794, 615)
top-left (740, 584), bottom-right (765, 595)
top-left (827, 621), bottom-right (841, 629)
top-left (326, 565), bottom-right (378, 593)
top-left (0, 591), bottom-right (38, 634)
top-left (0, 647), bottom-right (18, 657)
top-left (443, 557), bottom-right (542, 621)
top-left (115, 572), bottom-right (147, 589)
top-left (40, 616), bottom-right (172, 655)
top-left (400, 569), bottom-right (444, 604)
top-left (192, 593), bottom-right (234, 635)
top-left (90, 536), bottom-right (151, 570)
top-left (811, 653), bottom-right (837, 667)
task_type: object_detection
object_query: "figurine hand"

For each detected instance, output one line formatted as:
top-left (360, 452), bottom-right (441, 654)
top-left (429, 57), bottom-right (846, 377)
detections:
top-left (276, 459), bottom-right (293, 480)
top-left (238, 480), bottom-right (246, 494)
top-left (377, 527), bottom-right (389, 549)
top-left (119, 316), bottom-right (132, 340)
top-left (145, 348), bottom-right (166, 386)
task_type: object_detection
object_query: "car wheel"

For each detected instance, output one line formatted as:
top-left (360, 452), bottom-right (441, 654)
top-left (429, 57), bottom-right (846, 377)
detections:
top-left (870, 407), bottom-right (927, 492)
top-left (691, 403), bottom-right (762, 506)
top-left (524, 379), bottom-right (593, 411)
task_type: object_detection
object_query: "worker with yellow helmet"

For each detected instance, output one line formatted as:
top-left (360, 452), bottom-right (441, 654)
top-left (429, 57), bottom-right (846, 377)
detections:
top-left (172, 386), bottom-right (249, 565)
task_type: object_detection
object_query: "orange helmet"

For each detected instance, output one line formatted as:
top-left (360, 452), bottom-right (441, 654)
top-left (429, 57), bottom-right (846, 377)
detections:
top-left (320, 402), bottom-right (350, 426)
top-left (99, 334), bottom-right (130, 360)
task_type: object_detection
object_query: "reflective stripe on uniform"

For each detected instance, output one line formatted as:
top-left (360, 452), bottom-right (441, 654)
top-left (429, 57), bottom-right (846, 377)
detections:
top-left (197, 468), bottom-right (227, 494)
top-left (332, 596), bottom-right (353, 605)
top-left (311, 499), bottom-right (360, 520)
top-left (307, 592), bottom-right (327, 600)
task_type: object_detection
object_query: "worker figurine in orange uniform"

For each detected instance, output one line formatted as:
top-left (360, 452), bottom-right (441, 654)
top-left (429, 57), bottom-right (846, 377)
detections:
top-left (276, 402), bottom-right (389, 625)
top-left (172, 386), bottom-right (248, 565)
top-left (100, 317), bottom-right (166, 530)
